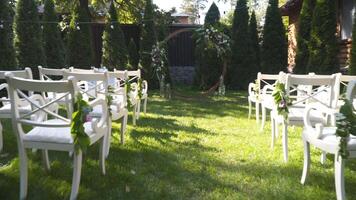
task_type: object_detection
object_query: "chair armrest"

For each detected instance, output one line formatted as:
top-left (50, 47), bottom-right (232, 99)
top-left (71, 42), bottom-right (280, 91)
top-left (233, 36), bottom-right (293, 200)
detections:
top-left (88, 98), bottom-right (108, 133)
top-left (142, 80), bottom-right (148, 94)
top-left (248, 82), bottom-right (257, 97)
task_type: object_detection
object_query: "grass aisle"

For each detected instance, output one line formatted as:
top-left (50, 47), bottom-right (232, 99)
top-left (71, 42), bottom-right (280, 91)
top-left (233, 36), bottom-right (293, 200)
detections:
top-left (0, 89), bottom-right (356, 199)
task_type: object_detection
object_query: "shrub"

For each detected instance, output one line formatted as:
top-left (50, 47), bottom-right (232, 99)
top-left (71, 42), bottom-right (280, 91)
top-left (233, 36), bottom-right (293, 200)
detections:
top-left (0, 0), bottom-right (17, 69)
top-left (102, 3), bottom-right (128, 70)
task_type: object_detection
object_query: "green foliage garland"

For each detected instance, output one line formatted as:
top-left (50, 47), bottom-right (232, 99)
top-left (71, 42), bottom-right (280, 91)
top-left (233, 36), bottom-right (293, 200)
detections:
top-left (71, 93), bottom-right (92, 153)
top-left (335, 98), bottom-right (356, 159)
top-left (272, 82), bottom-right (290, 121)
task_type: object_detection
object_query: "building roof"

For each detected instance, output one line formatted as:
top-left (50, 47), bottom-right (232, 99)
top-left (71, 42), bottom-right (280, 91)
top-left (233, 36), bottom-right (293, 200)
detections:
top-left (280, 0), bottom-right (303, 16)
top-left (171, 13), bottom-right (192, 17)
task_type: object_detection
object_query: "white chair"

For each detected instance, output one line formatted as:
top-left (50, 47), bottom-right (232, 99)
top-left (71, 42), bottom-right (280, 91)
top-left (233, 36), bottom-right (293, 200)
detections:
top-left (247, 78), bottom-right (260, 123)
top-left (271, 73), bottom-right (341, 162)
top-left (301, 80), bottom-right (356, 200)
top-left (6, 73), bottom-right (108, 200)
top-left (0, 68), bottom-right (33, 153)
top-left (259, 72), bottom-right (286, 131)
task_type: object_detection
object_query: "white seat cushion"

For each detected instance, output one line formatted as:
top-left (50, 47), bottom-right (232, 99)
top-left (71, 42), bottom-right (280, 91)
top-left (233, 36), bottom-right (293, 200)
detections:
top-left (23, 119), bottom-right (93, 144)
top-left (289, 107), bottom-right (325, 124)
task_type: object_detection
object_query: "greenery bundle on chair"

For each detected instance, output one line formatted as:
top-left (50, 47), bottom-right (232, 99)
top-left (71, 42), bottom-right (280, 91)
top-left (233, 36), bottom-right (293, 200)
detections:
top-left (102, 2), bottom-right (128, 70)
top-left (0, 0), bottom-right (17, 69)
top-left (43, 0), bottom-right (66, 69)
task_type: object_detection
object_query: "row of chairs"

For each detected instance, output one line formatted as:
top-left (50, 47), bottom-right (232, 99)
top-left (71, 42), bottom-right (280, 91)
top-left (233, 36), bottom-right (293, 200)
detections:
top-left (0, 66), bottom-right (148, 199)
top-left (247, 72), bottom-right (356, 200)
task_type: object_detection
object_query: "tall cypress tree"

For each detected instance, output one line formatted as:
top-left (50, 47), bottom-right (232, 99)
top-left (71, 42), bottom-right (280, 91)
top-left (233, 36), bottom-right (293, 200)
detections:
top-left (0, 0), bottom-right (17, 69)
top-left (128, 38), bottom-right (139, 69)
top-left (67, 2), bottom-right (94, 69)
top-left (229, 0), bottom-right (254, 89)
top-left (249, 11), bottom-right (260, 74)
top-left (140, 0), bottom-right (157, 84)
top-left (43, 0), bottom-right (66, 68)
top-left (261, 0), bottom-right (288, 73)
top-left (350, 7), bottom-right (356, 75)
top-left (308, 0), bottom-right (338, 74)
top-left (102, 2), bottom-right (128, 70)
top-left (294, 0), bottom-right (315, 74)
top-left (204, 2), bottom-right (220, 25)
top-left (14, 0), bottom-right (46, 75)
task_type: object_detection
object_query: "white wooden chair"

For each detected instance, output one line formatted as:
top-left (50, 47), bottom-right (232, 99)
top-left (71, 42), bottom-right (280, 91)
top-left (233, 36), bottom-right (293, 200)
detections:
top-left (0, 68), bottom-right (33, 153)
top-left (259, 72), bottom-right (286, 131)
top-left (271, 74), bottom-right (341, 162)
top-left (5, 73), bottom-right (108, 200)
top-left (301, 80), bottom-right (356, 200)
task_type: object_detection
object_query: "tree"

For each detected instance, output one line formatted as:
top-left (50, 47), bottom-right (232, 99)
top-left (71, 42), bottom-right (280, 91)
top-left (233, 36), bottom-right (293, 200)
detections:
top-left (261, 0), bottom-right (288, 74)
top-left (195, 2), bottom-right (222, 89)
top-left (14, 0), bottom-right (46, 75)
top-left (0, 0), bottom-right (17, 69)
top-left (67, 2), bottom-right (94, 69)
top-left (43, 0), bottom-right (66, 68)
top-left (294, 0), bottom-right (315, 74)
top-left (140, 0), bottom-right (157, 85)
top-left (229, 0), bottom-right (255, 89)
top-left (102, 2), bottom-right (128, 70)
top-left (307, 0), bottom-right (338, 74)
top-left (350, 7), bottom-right (356, 75)
top-left (128, 38), bottom-right (139, 69)
top-left (249, 11), bottom-right (260, 75)
top-left (180, 0), bottom-right (207, 24)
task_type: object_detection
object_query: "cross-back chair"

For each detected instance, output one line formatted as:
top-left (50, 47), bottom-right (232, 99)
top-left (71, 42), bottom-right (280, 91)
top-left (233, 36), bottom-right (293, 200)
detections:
top-left (6, 73), bottom-right (108, 200)
top-left (301, 80), bottom-right (356, 200)
top-left (271, 73), bottom-right (341, 162)
top-left (0, 68), bottom-right (33, 153)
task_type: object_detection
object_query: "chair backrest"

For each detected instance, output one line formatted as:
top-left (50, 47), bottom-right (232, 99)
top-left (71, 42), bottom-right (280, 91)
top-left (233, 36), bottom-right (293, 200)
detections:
top-left (340, 75), bottom-right (356, 87)
top-left (257, 71), bottom-right (286, 89)
top-left (6, 73), bottom-right (77, 139)
top-left (346, 80), bottom-right (356, 108)
top-left (285, 73), bottom-right (341, 109)
top-left (0, 68), bottom-right (32, 80)
top-left (38, 66), bottom-right (65, 81)
top-left (63, 71), bottom-right (109, 101)
top-left (117, 69), bottom-right (141, 83)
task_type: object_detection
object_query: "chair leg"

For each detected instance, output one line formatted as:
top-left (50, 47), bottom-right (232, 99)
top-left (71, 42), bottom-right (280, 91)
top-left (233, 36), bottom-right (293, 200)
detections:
top-left (42, 150), bottom-right (51, 171)
top-left (105, 119), bottom-right (112, 158)
top-left (321, 151), bottom-right (327, 165)
top-left (255, 102), bottom-right (260, 124)
top-left (120, 113), bottom-right (128, 145)
top-left (137, 100), bottom-right (141, 120)
top-left (260, 106), bottom-right (266, 132)
top-left (70, 150), bottom-right (82, 200)
top-left (335, 155), bottom-right (346, 200)
top-left (248, 99), bottom-right (252, 120)
top-left (19, 147), bottom-right (28, 200)
top-left (282, 122), bottom-right (288, 162)
top-left (0, 122), bottom-right (3, 153)
top-left (301, 139), bottom-right (310, 185)
top-left (99, 138), bottom-right (106, 175)
top-left (271, 117), bottom-right (275, 149)
top-left (143, 97), bottom-right (147, 114)
top-left (132, 104), bottom-right (137, 126)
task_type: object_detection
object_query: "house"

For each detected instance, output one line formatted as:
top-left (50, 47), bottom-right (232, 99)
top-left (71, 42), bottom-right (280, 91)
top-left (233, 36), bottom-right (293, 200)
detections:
top-left (280, 0), bottom-right (355, 70)
top-left (171, 13), bottom-right (194, 24)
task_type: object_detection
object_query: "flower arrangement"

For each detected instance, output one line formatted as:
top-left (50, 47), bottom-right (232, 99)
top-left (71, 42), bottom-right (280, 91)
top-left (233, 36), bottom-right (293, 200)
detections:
top-left (272, 82), bottom-right (290, 121)
top-left (335, 98), bottom-right (356, 159)
top-left (71, 93), bottom-right (92, 153)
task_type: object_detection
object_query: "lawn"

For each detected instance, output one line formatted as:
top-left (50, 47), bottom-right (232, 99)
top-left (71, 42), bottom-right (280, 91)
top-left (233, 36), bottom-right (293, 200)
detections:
top-left (1, 88), bottom-right (356, 199)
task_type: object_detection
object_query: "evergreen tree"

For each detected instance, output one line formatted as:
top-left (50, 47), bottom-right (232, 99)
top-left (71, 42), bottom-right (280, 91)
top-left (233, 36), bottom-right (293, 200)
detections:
top-left (67, 2), bottom-right (94, 69)
top-left (350, 7), bottom-right (356, 75)
top-left (195, 2), bottom-right (222, 89)
top-left (102, 2), bottom-right (128, 70)
top-left (307, 0), bottom-right (338, 74)
top-left (0, 0), bottom-right (17, 69)
top-left (128, 38), bottom-right (139, 69)
top-left (249, 11), bottom-right (260, 74)
top-left (261, 0), bottom-right (288, 74)
top-left (204, 2), bottom-right (220, 25)
top-left (43, 0), bottom-right (66, 68)
top-left (140, 0), bottom-right (157, 84)
top-left (294, 0), bottom-right (315, 74)
top-left (229, 0), bottom-right (254, 89)
top-left (14, 0), bottom-right (46, 75)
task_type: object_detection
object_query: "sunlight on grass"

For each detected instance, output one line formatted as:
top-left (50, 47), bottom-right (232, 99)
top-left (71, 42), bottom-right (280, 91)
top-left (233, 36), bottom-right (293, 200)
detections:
top-left (0, 90), bottom-right (356, 199)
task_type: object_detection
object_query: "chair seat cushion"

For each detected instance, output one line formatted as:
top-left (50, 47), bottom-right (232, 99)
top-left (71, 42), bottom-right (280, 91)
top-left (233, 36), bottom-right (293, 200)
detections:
top-left (288, 107), bottom-right (325, 124)
top-left (23, 119), bottom-right (93, 144)
top-left (0, 104), bottom-right (32, 116)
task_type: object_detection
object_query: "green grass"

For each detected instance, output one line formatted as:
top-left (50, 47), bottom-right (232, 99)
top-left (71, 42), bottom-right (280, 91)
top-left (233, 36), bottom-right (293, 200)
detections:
top-left (1, 88), bottom-right (356, 199)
